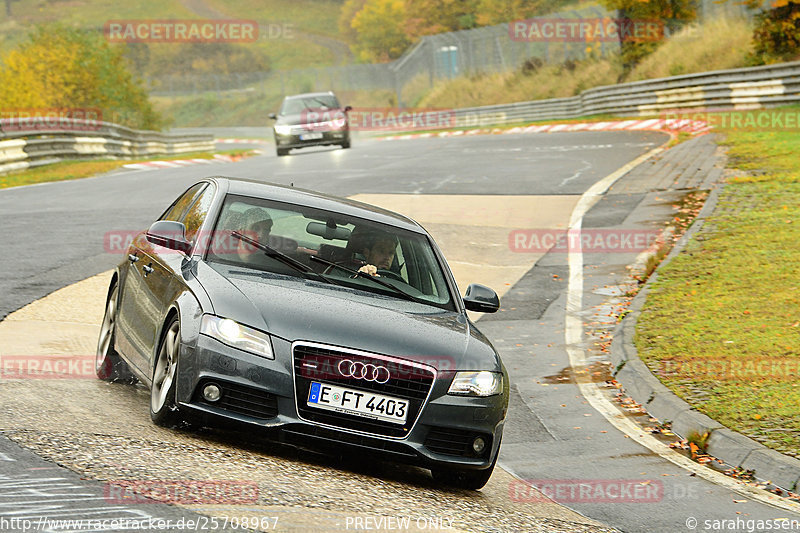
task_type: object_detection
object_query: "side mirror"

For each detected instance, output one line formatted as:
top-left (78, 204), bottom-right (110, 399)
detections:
top-left (268, 113), bottom-right (277, 120)
top-left (463, 283), bottom-right (500, 313)
top-left (146, 221), bottom-right (192, 255)
top-left (344, 105), bottom-right (352, 113)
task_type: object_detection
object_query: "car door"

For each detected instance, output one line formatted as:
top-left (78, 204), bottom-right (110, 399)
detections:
top-left (116, 183), bottom-right (207, 375)
top-left (114, 232), bottom-right (151, 376)
top-left (139, 182), bottom-right (217, 378)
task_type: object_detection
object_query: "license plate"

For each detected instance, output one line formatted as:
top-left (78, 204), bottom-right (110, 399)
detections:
top-left (307, 382), bottom-right (408, 425)
top-left (300, 133), bottom-right (323, 140)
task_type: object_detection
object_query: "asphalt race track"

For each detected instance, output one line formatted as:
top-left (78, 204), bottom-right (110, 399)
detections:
top-left (2, 132), bottom-right (799, 532)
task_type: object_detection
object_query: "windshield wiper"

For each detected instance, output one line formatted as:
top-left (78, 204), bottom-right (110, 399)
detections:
top-left (308, 255), bottom-right (422, 304)
top-left (231, 232), bottom-right (339, 286)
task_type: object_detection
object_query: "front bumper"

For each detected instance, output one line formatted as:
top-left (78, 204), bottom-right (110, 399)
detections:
top-left (274, 129), bottom-right (349, 150)
top-left (176, 335), bottom-right (506, 470)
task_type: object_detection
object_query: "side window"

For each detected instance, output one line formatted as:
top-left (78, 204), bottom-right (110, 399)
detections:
top-left (160, 183), bottom-right (206, 222)
top-left (182, 184), bottom-right (216, 243)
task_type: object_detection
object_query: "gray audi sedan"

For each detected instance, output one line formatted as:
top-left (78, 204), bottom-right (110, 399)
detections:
top-left (96, 177), bottom-right (508, 489)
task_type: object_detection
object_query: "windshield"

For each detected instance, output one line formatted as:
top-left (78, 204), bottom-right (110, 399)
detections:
top-left (206, 194), bottom-right (456, 311)
top-left (280, 95), bottom-right (340, 115)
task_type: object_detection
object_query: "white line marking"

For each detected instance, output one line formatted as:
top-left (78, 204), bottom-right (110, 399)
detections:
top-left (564, 146), bottom-right (800, 514)
top-left (0, 453), bottom-right (14, 461)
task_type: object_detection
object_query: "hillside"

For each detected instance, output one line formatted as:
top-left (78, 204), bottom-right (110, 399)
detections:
top-left (0, 0), bottom-right (348, 73)
top-left (1, 1), bottom-right (777, 128)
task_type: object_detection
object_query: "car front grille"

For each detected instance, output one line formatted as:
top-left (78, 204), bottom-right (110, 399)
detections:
top-left (292, 342), bottom-right (436, 439)
top-left (194, 379), bottom-right (278, 420)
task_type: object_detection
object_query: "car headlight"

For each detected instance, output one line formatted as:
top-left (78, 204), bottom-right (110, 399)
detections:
top-left (274, 124), bottom-right (292, 136)
top-left (447, 371), bottom-right (503, 397)
top-left (200, 315), bottom-right (274, 359)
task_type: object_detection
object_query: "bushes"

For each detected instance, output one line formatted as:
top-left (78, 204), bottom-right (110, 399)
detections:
top-left (0, 24), bottom-right (164, 131)
top-left (749, 0), bottom-right (800, 64)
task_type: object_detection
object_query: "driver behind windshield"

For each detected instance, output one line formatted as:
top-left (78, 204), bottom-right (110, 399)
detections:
top-left (348, 228), bottom-right (397, 276)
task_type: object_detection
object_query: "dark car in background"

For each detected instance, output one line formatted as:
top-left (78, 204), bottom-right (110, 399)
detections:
top-left (269, 91), bottom-right (351, 157)
top-left (96, 177), bottom-right (509, 489)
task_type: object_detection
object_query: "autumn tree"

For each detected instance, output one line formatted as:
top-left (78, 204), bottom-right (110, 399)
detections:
top-left (403, 0), bottom-right (480, 40)
top-left (743, 0), bottom-right (800, 63)
top-left (341, 0), bottom-right (569, 60)
top-left (350, 0), bottom-right (411, 61)
top-left (339, 0), bottom-right (369, 44)
top-left (474, 0), bottom-right (561, 26)
top-left (0, 24), bottom-right (163, 130)
top-left (599, 0), bottom-right (697, 70)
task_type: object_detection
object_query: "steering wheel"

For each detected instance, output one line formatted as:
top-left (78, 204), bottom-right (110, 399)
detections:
top-left (376, 269), bottom-right (404, 282)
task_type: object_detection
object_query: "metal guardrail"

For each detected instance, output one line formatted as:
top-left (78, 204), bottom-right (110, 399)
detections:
top-left (450, 61), bottom-right (800, 127)
top-left (0, 119), bottom-right (214, 174)
top-left (346, 60), bottom-right (797, 133)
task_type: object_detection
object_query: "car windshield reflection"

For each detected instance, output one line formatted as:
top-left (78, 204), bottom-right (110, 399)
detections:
top-left (205, 194), bottom-right (455, 311)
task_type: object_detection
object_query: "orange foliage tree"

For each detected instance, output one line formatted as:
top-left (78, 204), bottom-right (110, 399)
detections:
top-left (0, 24), bottom-right (163, 130)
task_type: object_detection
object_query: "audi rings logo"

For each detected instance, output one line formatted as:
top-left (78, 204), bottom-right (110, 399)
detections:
top-left (337, 359), bottom-right (391, 384)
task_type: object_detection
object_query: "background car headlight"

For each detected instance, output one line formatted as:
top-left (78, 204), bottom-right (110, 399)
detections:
top-left (447, 371), bottom-right (503, 397)
top-left (200, 315), bottom-right (274, 359)
top-left (274, 124), bottom-right (292, 136)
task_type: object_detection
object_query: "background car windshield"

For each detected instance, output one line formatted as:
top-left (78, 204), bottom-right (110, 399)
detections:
top-left (207, 194), bottom-right (454, 309)
top-left (280, 95), bottom-right (340, 115)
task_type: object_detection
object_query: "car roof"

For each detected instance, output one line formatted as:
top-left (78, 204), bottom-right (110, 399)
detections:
top-left (207, 177), bottom-right (426, 234)
top-left (283, 92), bottom-right (336, 100)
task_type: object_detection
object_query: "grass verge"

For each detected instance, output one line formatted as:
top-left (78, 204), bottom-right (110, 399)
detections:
top-left (635, 129), bottom-right (800, 457)
top-left (0, 149), bottom-right (255, 190)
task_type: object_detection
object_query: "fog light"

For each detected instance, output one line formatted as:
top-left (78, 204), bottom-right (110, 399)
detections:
top-left (203, 383), bottom-right (222, 402)
top-left (472, 437), bottom-right (486, 455)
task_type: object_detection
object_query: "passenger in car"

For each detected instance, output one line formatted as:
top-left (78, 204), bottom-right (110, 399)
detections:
top-left (230, 209), bottom-right (271, 263)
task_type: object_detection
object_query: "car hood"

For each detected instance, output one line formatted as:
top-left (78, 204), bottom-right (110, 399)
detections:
top-left (196, 263), bottom-right (500, 371)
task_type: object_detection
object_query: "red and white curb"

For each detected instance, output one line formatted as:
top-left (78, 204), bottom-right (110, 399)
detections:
top-left (123, 154), bottom-right (237, 171)
top-left (378, 119), bottom-right (710, 141)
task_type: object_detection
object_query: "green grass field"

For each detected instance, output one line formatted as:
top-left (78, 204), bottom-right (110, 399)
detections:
top-left (636, 124), bottom-right (800, 457)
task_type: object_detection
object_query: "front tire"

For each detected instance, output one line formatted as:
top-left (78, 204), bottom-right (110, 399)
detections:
top-left (277, 148), bottom-right (289, 157)
top-left (95, 280), bottom-right (134, 383)
top-left (150, 318), bottom-right (181, 427)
